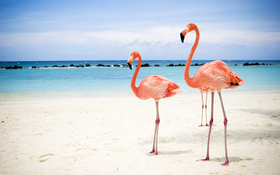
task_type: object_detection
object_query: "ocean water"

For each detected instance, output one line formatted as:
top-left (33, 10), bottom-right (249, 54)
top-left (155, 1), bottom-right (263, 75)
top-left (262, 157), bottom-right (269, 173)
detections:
top-left (0, 60), bottom-right (280, 98)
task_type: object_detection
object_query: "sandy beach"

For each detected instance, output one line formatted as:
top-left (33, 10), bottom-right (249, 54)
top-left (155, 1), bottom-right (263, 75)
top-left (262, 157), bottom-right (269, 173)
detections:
top-left (0, 91), bottom-right (279, 174)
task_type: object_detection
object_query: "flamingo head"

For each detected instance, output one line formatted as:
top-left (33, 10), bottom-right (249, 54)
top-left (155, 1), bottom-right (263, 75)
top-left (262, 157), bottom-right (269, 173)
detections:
top-left (180, 23), bottom-right (196, 43)
top-left (127, 51), bottom-right (140, 70)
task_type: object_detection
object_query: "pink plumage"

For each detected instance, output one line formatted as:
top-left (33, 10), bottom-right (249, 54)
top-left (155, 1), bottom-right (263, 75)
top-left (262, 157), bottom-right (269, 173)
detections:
top-left (193, 60), bottom-right (245, 92)
top-left (137, 75), bottom-right (183, 100)
top-left (127, 51), bottom-right (183, 155)
top-left (181, 23), bottom-right (245, 166)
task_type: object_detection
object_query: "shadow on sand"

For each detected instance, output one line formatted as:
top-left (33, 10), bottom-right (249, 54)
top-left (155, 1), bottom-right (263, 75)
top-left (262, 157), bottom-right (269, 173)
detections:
top-left (196, 157), bottom-right (253, 163)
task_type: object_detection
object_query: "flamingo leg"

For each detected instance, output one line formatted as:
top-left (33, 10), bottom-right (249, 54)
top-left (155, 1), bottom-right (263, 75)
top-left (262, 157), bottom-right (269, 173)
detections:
top-left (202, 92), bottom-right (214, 161)
top-left (205, 91), bottom-right (209, 126)
top-left (218, 92), bottom-right (229, 166)
top-left (149, 100), bottom-right (160, 156)
top-left (199, 92), bottom-right (204, 127)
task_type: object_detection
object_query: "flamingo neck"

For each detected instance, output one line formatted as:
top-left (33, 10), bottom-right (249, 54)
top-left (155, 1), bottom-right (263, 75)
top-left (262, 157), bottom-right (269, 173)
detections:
top-left (131, 54), bottom-right (141, 97)
top-left (184, 26), bottom-right (200, 88)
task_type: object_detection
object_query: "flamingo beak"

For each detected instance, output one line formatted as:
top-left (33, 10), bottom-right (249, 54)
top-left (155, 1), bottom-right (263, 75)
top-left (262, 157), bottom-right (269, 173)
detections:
top-left (180, 32), bottom-right (185, 43)
top-left (180, 26), bottom-right (190, 43)
top-left (127, 62), bottom-right (132, 70)
top-left (127, 55), bottom-right (133, 70)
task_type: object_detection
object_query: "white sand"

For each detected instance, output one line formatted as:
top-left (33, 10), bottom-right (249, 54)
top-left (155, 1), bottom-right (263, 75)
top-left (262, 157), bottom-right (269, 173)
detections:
top-left (0, 92), bottom-right (279, 174)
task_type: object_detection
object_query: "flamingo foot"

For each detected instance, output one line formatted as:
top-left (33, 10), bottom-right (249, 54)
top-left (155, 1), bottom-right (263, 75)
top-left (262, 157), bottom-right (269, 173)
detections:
top-left (205, 124), bottom-right (209, 126)
top-left (198, 124), bottom-right (203, 127)
top-left (148, 150), bottom-right (158, 156)
top-left (201, 157), bottom-right (210, 161)
top-left (221, 159), bottom-right (229, 166)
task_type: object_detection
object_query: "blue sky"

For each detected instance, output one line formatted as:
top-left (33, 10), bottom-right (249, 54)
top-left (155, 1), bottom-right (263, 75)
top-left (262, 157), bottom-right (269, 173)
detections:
top-left (0, 0), bottom-right (280, 61)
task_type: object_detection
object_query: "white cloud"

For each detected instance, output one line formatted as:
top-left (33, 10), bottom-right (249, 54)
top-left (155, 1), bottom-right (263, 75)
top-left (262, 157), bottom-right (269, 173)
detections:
top-left (0, 24), bottom-right (280, 60)
top-left (84, 26), bottom-right (180, 45)
top-left (1, 24), bottom-right (280, 49)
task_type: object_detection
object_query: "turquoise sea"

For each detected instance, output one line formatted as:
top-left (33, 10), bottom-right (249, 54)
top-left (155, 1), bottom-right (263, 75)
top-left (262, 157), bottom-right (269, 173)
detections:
top-left (0, 60), bottom-right (280, 98)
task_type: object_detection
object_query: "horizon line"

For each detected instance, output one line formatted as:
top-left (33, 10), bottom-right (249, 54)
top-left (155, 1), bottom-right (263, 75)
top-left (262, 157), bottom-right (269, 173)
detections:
top-left (1, 59), bottom-right (280, 62)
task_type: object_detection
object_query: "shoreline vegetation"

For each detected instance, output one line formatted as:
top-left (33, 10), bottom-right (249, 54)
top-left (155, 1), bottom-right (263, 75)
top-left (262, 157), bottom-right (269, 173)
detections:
top-left (0, 62), bottom-right (275, 70)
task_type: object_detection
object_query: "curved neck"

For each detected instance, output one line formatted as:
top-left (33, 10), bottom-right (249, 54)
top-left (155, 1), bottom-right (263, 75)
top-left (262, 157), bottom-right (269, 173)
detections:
top-left (131, 54), bottom-right (142, 96)
top-left (184, 26), bottom-right (200, 88)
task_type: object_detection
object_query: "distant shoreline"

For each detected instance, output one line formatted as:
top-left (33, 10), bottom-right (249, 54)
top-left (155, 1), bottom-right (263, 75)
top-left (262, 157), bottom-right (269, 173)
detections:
top-left (0, 61), bottom-right (278, 70)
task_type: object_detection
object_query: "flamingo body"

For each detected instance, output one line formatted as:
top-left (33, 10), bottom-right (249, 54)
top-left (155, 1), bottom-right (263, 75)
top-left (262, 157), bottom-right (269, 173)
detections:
top-left (127, 51), bottom-right (183, 155)
top-left (137, 75), bottom-right (183, 101)
top-left (193, 60), bottom-right (245, 92)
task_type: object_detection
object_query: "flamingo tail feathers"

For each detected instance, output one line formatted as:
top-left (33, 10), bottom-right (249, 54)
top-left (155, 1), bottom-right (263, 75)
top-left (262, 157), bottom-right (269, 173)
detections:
top-left (165, 82), bottom-right (184, 97)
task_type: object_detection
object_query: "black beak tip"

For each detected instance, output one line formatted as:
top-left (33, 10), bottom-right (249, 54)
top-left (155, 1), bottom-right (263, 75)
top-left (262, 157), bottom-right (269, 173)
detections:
top-left (127, 63), bottom-right (132, 70)
top-left (180, 33), bottom-right (185, 43)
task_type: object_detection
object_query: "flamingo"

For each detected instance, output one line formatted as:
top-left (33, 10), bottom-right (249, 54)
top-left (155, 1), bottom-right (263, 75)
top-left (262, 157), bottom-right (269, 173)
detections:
top-left (180, 23), bottom-right (245, 166)
top-left (127, 51), bottom-right (184, 155)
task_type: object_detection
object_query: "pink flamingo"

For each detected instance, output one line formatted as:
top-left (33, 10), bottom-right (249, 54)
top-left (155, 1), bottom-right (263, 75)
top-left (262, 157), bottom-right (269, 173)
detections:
top-left (127, 51), bottom-right (184, 155)
top-left (180, 23), bottom-right (245, 166)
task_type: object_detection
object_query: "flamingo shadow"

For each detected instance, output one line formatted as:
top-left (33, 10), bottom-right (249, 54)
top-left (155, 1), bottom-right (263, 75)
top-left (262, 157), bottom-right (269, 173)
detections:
top-left (196, 157), bottom-right (253, 163)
